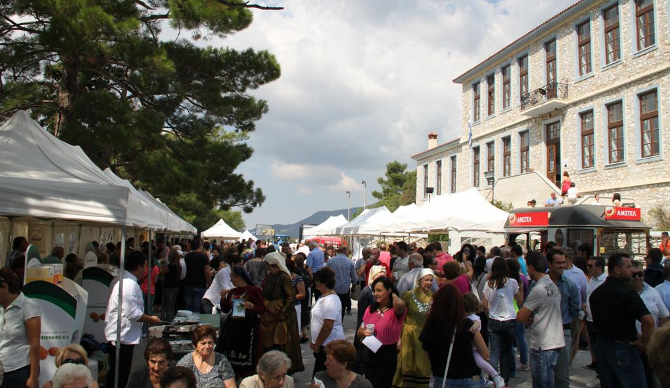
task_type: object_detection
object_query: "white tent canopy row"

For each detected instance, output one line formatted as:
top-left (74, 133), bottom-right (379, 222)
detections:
top-left (0, 111), bottom-right (195, 232)
top-left (379, 188), bottom-right (508, 234)
top-left (201, 219), bottom-right (242, 239)
top-left (241, 229), bottom-right (257, 241)
top-left (305, 215), bottom-right (348, 237)
top-left (335, 207), bottom-right (394, 236)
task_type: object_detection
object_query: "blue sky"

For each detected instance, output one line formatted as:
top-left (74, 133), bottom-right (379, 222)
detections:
top-left (205, 0), bottom-right (578, 229)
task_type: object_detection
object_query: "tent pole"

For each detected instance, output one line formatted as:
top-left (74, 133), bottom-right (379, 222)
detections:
top-left (115, 226), bottom-right (127, 388)
top-left (147, 228), bottom-right (152, 316)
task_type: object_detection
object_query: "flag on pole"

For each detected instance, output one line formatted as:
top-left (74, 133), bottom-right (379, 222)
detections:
top-left (468, 121), bottom-right (473, 149)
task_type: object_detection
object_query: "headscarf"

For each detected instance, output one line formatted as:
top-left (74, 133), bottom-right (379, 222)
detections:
top-left (367, 265), bottom-right (385, 286)
top-left (264, 252), bottom-right (290, 275)
top-left (231, 267), bottom-right (254, 286)
top-left (414, 268), bottom-right (435, 288)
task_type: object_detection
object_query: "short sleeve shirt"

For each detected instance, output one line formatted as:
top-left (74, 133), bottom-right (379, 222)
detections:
top-left (310, 294), bottom-right (345, 346)
top-left (177, 352), bottom-right (235, 388)
top-left (362, 305), bottom-right (406, 345)
top-left (483, 278), bottom-right (519, 321)
top-left (636, 283), bottom-right (670, 333)
top-left (522, 275), bottom-right (565, 351)
top-left (0, 293), bottom-right (42, 372)
top-left (184, 251), bottom-right (210, 288)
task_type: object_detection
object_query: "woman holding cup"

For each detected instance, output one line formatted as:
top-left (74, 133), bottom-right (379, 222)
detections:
top-left (356, 277), bottom-right (406, 388)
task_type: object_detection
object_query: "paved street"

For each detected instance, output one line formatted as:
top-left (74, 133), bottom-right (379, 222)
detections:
top-left (132, 299), bottom-right (601, 388)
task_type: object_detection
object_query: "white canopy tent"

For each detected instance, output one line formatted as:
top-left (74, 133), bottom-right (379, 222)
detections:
top-left (335, 207), bottom-right (393, 236)
top-left (202, 219), bottom-right (242, 240)
top-left (241, 229), bottom-right (257, 241)
top-left (305, 215), bottom-right (348, 237)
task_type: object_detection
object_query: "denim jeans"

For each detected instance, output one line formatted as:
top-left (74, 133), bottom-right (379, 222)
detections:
top-left (488, 318), bottom-right (516, 383)
top-left (184, 286), bottom-right (206, 313)
top-left (554, 329), bottom-right (571, 388)
top-left (515, 320), bottom-right (529, 365)
top-left (530, 347), bottom-right (561, 388)
top-left (429, 375), bottom-right (486, 388)
top-left (595, 338), bottom-right (648, 388)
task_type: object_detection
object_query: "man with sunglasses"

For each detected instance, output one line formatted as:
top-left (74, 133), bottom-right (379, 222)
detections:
top-left (590, 253), bottom-right (654, 388)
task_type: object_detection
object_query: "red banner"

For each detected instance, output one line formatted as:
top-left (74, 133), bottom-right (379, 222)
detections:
top-left (604, 207), bottom-right (641, 221)
top-left (508, 212), bottom-right (549, 227)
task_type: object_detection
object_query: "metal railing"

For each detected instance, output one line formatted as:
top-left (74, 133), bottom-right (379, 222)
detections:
top-left (520, 81), bottom-right (568, 111)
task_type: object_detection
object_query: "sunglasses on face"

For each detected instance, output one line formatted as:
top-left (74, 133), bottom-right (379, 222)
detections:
top-left (63, 358), bottom-right (86, 365)
top-left (632, 272), bottom-right (644, 278)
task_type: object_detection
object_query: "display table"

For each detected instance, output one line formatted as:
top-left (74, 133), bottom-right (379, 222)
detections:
top-left (159, 313), bottom-right (222, 355)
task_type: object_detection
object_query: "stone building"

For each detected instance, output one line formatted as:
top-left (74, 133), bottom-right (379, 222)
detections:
top-left (413, 0), bottom-right (670, 226)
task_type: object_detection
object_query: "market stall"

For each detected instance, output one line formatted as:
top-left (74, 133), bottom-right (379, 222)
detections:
top-left (202, 219), bottom-right (242, 240)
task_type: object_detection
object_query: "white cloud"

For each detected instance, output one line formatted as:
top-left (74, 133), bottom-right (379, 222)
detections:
top-left (297, 186), bottom-right (314, 195)
top-left (327, 173), bottom-right (364, 193)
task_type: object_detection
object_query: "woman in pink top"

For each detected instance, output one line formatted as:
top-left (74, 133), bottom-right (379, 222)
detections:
top-left (357, 277), bottom-right (406, 388)
top-left (441, 257), bottom-right (474, 295)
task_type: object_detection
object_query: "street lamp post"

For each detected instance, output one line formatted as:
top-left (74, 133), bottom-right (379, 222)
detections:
top-left (346, 191), bottom-right (351, 221)
top-left (361, 180), bottom-right (367, 209)
top-left (484, 170), bottom-right (495, 203)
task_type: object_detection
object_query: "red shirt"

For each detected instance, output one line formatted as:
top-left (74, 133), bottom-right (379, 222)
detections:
top-left (435, 252), bottom-right (454, 271)
top-left (140, 266), bottom-right (160, 295)
top-left (440, 274), bottom-right (471, 295)
top-left (379, 251), bottom-right (391, 267)
top-left (364, 261), bottom-right (391, 284)
top-left (660, 240), bottom-right (670, 256)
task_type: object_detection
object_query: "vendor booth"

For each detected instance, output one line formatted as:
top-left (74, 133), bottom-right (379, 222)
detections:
top-left (505, 205), bottom-right (651, 260)
top-left (201, 219), bottom-right (242, 240)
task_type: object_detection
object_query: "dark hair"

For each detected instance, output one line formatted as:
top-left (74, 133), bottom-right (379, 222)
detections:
top-left (231, 267), bottom-right (253, 285)
top-left (545, 241), bottom-right (558, 251)
top-left (511, 244), bottom-right (523, 257)
top-left (506, 258), bottom-right (521, 284)
top-left (202, 241), bottom-right (210, 251)
top-left (525, 251), bottom-right (546, 274)
top-left (663, 262), bottom-right (670, 280)
top-left (460, 244), bottom-right (476, 260)
top-left (324, 340), bottom-right (357, 370)
top-left (463, 292), bottom-right (481, 314)
top-left (266, 245), bottom-right (276, 253)
top-left (648, 248), bottom-right (663, 264)
top-left (490, 246), bottom-right (502, 257)
top-left (574, 255), bottom-right (588, 274)
top-left (396, 241), bottom-right (409, 252)
top-left (190, 238), bottom-right (202, 251)
top-left (124, 250), bottom-right (147, 271)
top-left (612, 192), bottom-right (621, 201)
top-left (11, 236), bottom-right (27, 250)
top-left (607, 253), bottom-right (630, 273)
top-left (546, 248), bottom-right (565, 264)
top-left (191, 324), bottom-right (217, 345)
top-left (293, 254), bottom-right (306, 267)
top-left (228, 255), bottom-right (242, 266)
top-left (421, 284), bottom-right (463, 345)
top-left (368, 277), bottom-right (399, 313)
top-left (254, 248), bottom-right (267, 258)
top-left (473, 256), bottom-right (487, 279)
top-left (442, 261), bottom-right (461, 280)
top-left (0, 268), bottom-right (20, 294)
top-left (105, 242), bottom-right (116, 253)
top-left (422, 255), bottom-right (435, 268)
top-left (285, 257), bottom-right (296, 274)
top-left (452, 251), bottom-right (463, 263)
top-left (425, 243), bottom-right (437, 253)
top-left (160, 366), bottom-right (196, 388)
top-left (313, 267), bottom-right (336, 289)
top-left (477, 246), bottom-right (487, 255)
top-left (589, 256), bottom-right (605, 271)
top-left (144, 337), bottom-right (173, 361)
top-left (577, 243), bottom-right (592, 259)
top-left (489, 257), bottom-right (509, 289)
top-left (431, 241), bottom-right (442, 251)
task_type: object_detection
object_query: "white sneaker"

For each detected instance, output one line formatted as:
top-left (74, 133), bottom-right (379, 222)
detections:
top-left (492, 375), bottom-right (506, 388)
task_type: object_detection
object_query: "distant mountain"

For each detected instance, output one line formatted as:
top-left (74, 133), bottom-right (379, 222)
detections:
top-left (252, 207), bottom-right (362, 239)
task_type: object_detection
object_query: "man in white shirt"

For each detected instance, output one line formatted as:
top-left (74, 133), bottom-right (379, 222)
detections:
top-left (104, 251), bottom-right (161, 388)
top-left (583, 256), bottom-right (607, 371)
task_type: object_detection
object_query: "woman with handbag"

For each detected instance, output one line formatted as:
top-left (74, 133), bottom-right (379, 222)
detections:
top-left (419, 284), bottom-right (490, 388)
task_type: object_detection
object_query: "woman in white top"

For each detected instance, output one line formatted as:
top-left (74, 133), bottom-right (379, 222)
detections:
top-left (310, 267), bottom-right (345, 378)
top-left (482, 257), bottom-right (523, 386)
top-left (0, 268), bottom-right (42, 388)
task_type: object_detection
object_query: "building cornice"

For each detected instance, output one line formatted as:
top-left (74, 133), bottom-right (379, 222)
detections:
top-left (411, 138), bottom-right (461, 161)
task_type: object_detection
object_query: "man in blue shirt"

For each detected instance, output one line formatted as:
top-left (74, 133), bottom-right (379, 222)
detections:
top-left (547, 248), bottom-right (580, 388)
top-left (656, 262), bottom-right (670, 311)
top-left (563, 247), bottom-right (588, 362)
top-left (306, 240), bottom-right (325, 300)
top-left (511, 244), bottom-right (528, 278)
top-left (326, 245), bottom-right (357, 320)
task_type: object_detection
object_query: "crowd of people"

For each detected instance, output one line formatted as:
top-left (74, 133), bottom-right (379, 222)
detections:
top-left (3, 232), bottom-right (670, 388)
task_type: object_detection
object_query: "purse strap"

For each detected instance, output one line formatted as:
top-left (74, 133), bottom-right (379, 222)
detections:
top-left (441, 329), bottom-right (457, 388)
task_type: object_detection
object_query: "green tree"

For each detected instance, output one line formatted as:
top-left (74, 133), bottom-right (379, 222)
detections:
top-left (370, 161), bottom-right (416, 212)
top-left (0, 0), bottom-right (281, 224)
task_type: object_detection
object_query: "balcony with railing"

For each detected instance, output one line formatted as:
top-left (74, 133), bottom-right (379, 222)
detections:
top-left (520, 82), bottom-right (569, 117)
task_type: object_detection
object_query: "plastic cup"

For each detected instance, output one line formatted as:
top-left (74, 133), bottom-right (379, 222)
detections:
top-left (365, 323), bottom-right (375, 335)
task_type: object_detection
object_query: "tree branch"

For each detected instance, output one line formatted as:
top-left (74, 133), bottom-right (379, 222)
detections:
top-left (215, 1), bottom-right (284, 10)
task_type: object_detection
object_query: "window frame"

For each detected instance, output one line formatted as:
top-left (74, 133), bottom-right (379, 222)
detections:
top-left (502, 136), bottom-right (511, 177)
top-left (635, 0), bottom-right (656, 51)
top-left (639, 89), bottom-right (659, 158)
top-left (577, 20), bottom-right (592, 76)
top-left (606, 100), bottom-right (625, 164)
top-left (519, 131), bottom-right (530, 173)
top-left (486, 141), bottom-right (495, 179)
top-left (502, 64), bottom-right (511, 110)
top-left (487, 74), bottom-right (495, 117)
top-left (423, 164), bottom-right (429, 198)
top-left (602, 3), bottom-right (621, 65)
top-left (450, 155), bottom-right (457, 193)
top-left (473, 146), bottom-right (481, 188)
top-left (473, 82), bottom-right (481, 123)
top-left (580, 110), bottom-right (595, 169)
top-left (436, 160), bottom-right (442, 195)
top-left (518, 55), bottom-right (529, 102)
top-left (545, 39), bottom-right (557, 84)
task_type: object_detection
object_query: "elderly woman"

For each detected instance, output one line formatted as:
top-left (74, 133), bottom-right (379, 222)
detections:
top-left (392, 269), bottom-right (435, 388)
top-left (125, 338), bottom-right (173, 388)
top-left (260, 252), bottom-right (304, 373)
top-left (313, 340), bottom-right (372, 388)
top-left (357, 277), bottom-right (406, 388)
top-left (42, 344), bottom-right (100, 388)
top-left (217, 267), bottom-right (265, 379)
top-left (159, 367), bottom-right (197, 388)
top-left (310, 267), bottom-right (345, 377)
top-left (239, 351), bottom-right (294, 388)
top-left (0, 268), bottom-right (41, 388)
top-left (176, 325), bottom-right (236, 388)
top-left (51, 364), bottom-right (93, 388)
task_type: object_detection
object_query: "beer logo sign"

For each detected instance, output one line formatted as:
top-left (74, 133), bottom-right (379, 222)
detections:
top-left (508, 214), bottom-right (517, 224)
top-left (604, 207), bottom-right (616, 217)
top-left (604, 207), bottom-right (642, 221)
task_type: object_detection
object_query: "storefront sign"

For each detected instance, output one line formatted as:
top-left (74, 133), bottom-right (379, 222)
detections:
top-left (508, 212), bottom-right (549, 227)
top-left (604, 207), bottom-right (641, 221)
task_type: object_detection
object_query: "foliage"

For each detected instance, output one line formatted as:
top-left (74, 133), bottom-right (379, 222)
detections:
top-left (0, 0), bottom-right (281, 224)
top-left (491, 200), bottom-right (514, 212)
top-left (370, 161), bottom-right (417, 212)
top-left (649, 205), bottom-right (670, 230)
top-left (427, 234), bottom-right (449, 243)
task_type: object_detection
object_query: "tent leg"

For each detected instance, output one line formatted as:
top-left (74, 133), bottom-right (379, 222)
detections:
top-left (114, 226), bottom-right (127, 388)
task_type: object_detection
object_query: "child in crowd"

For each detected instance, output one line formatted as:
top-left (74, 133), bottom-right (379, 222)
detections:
top-left (464, 293), bottom-right (506, 388)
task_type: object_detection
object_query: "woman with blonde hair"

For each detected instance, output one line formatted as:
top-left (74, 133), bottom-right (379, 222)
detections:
top-left (42, 344), bottom-right (99, 388)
